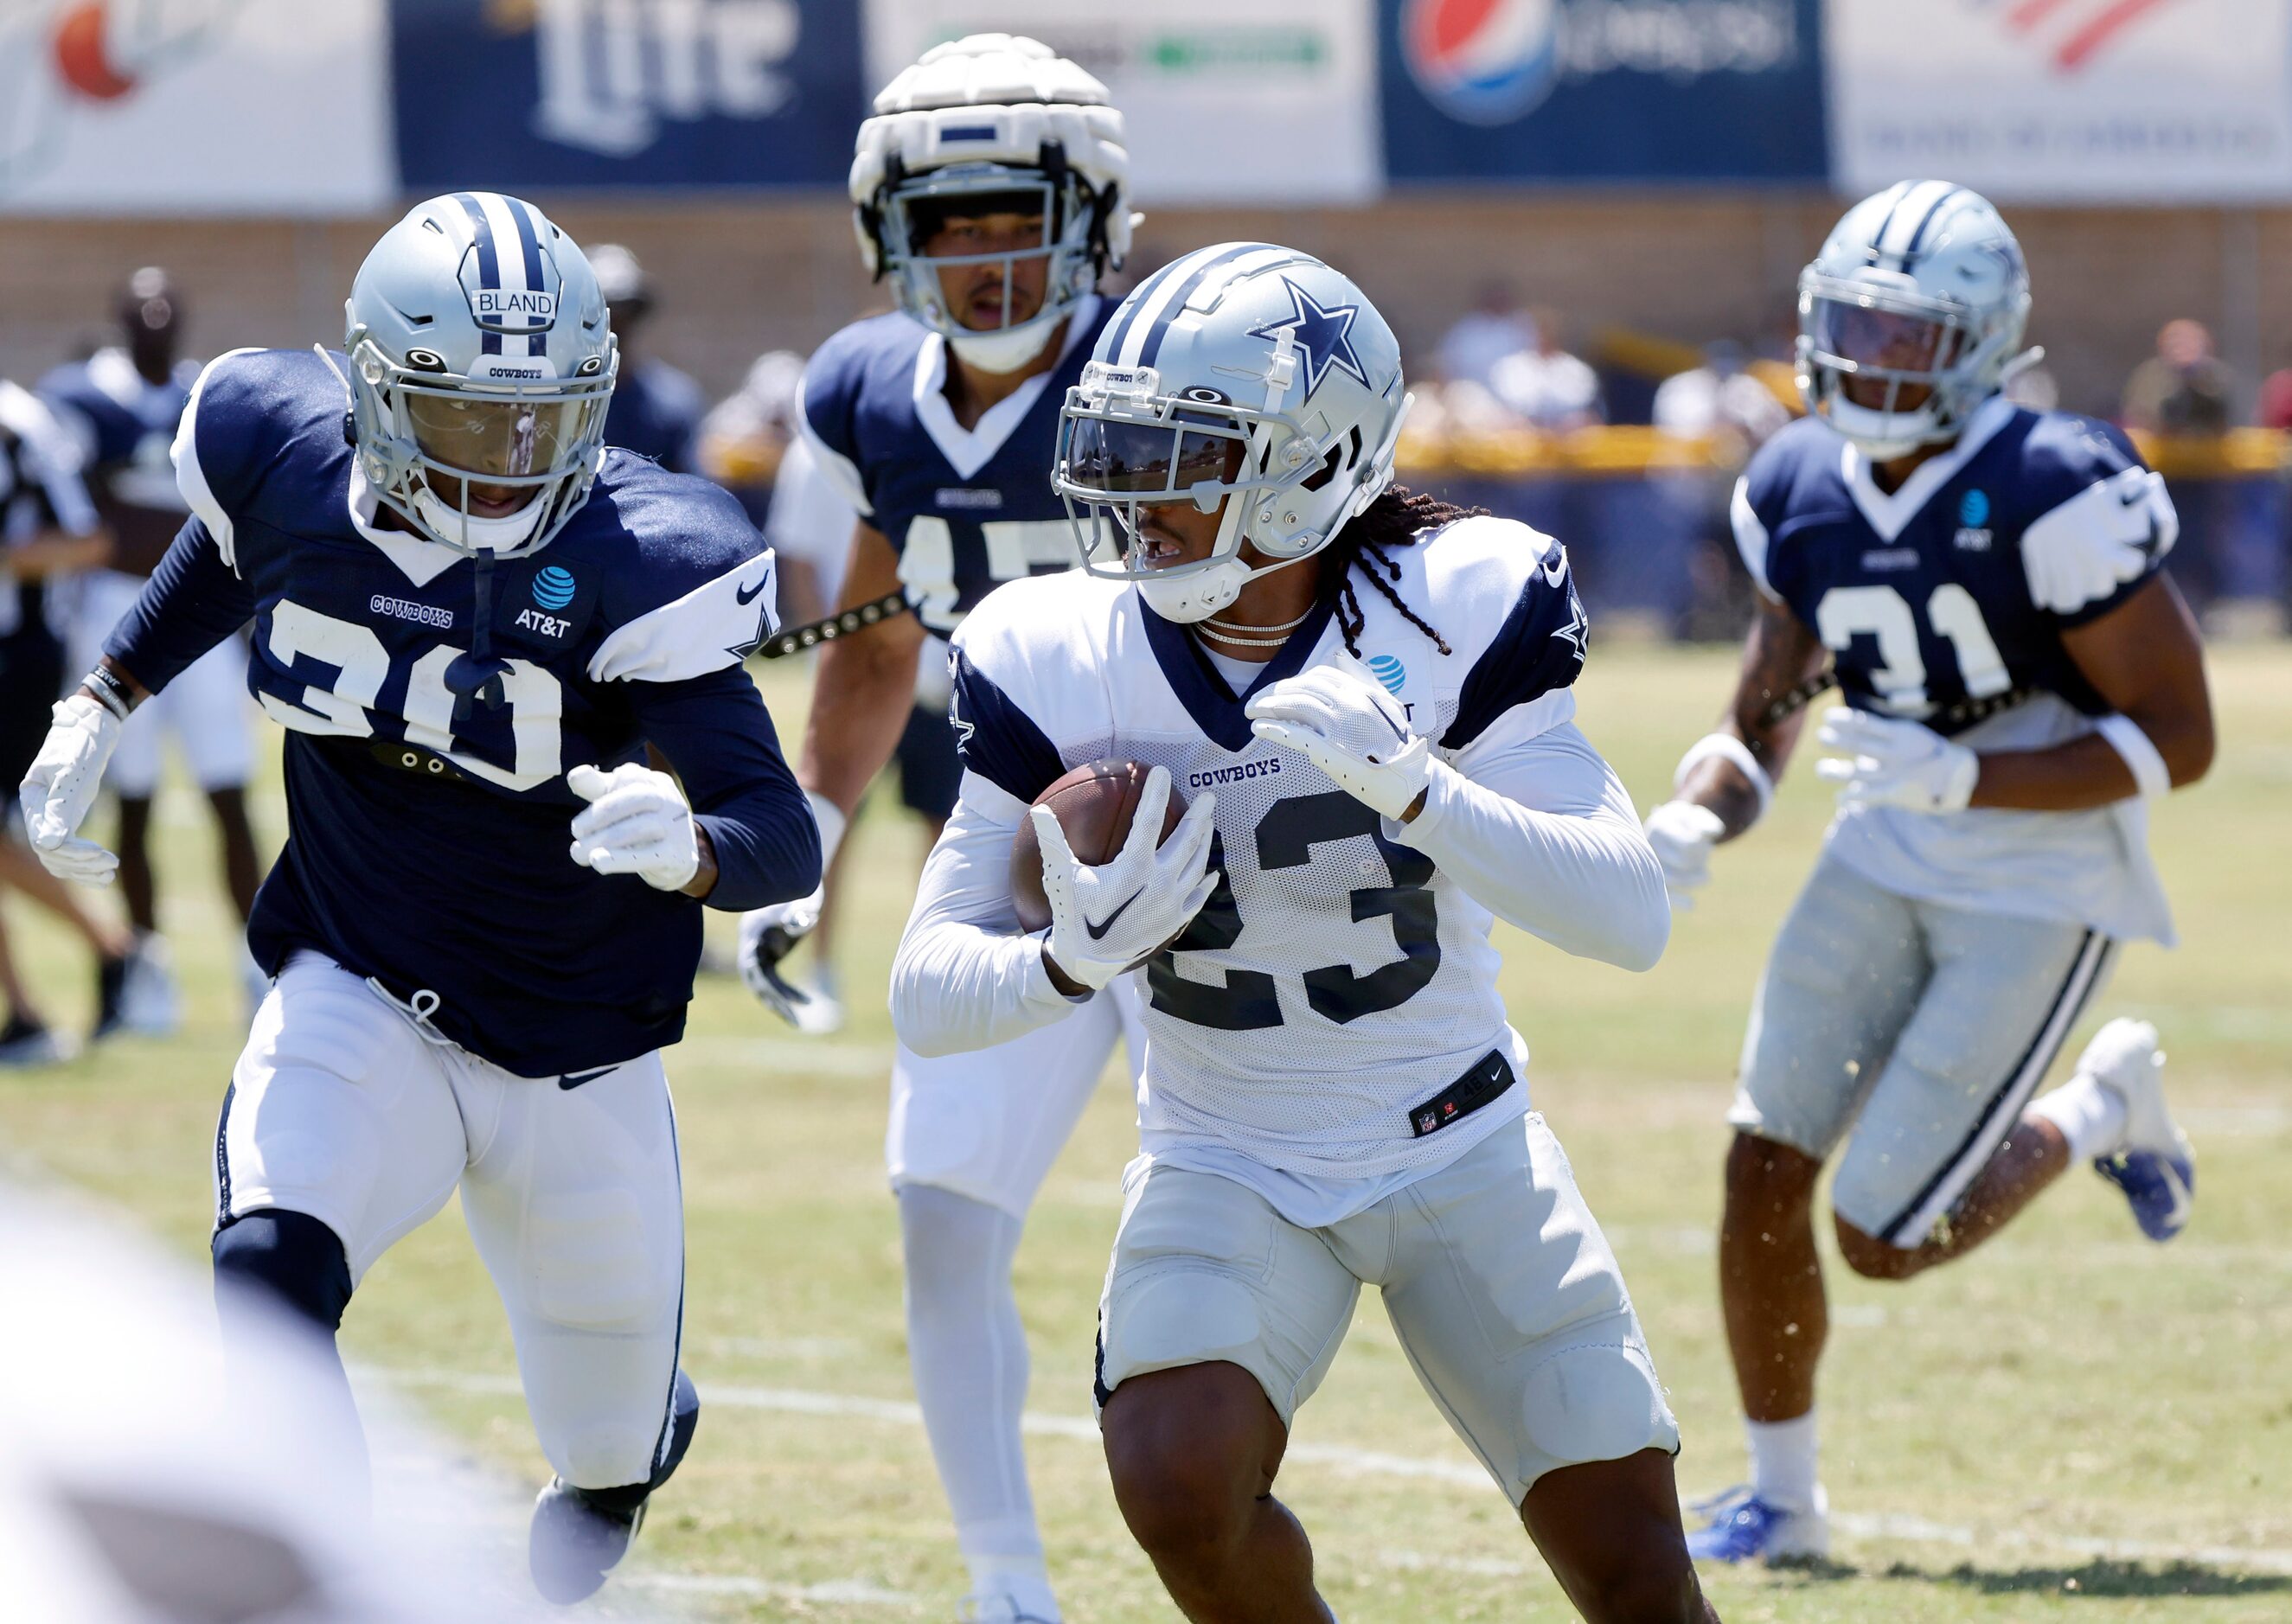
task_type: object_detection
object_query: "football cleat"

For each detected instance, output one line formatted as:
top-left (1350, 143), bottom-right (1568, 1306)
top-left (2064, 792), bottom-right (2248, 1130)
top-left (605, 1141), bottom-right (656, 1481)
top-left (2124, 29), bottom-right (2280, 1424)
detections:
top-left (2079, 1018), bottom-right (2194, 1242)
top-left (91, 951), bottom-right (130, 1042)
top-left (0, 1013), bottom-right (70, 1069)
top-left (959, 1589), bottom-right (1058, 1624)
top-left (1685, 1485), bottom-right (1830, 1564)
top-left (117, 934), bottom-right (181, 1036)
top-left (528, 1478), bottom-right (644, 1605)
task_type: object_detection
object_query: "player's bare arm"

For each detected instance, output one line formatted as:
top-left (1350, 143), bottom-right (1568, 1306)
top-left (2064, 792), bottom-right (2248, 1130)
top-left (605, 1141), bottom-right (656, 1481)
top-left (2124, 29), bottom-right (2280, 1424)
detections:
top-left (1962, 573), bottom-right (2213, 810)
top-left (1677, 591), bottom-right (1828, 838)
top-left (797, 519), bottom-right (929, 820)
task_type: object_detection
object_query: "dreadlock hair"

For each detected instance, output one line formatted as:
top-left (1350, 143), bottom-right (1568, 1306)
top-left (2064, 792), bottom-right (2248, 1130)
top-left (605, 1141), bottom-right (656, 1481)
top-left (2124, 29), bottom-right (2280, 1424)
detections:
top-left (1316, 483), bottom-right (1481, 658)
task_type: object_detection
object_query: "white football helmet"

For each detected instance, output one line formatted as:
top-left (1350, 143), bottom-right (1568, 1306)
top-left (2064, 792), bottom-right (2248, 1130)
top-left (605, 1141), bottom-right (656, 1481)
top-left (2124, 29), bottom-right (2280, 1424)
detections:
top-left (1798, 180), bottom-right (2037, 461)
top-left (851, 33), bottom-right (1132, 372)
top-left (340, 193), bottom-right (616, 557)
top-left (1053, 244), bottom-right (1409, 624)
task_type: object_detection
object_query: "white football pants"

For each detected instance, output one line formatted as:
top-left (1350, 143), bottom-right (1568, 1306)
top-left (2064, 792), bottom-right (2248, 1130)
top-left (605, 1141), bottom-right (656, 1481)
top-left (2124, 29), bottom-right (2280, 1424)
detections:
top-left (216, 951), bottom-right (685, 1491)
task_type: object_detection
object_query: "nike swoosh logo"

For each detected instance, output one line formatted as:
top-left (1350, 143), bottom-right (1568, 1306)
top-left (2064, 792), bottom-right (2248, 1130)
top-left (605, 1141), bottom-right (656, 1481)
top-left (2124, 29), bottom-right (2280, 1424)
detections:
top-left (1085, 889), bottom-right (1143, 942)
top-left (735, 577), bottom-right (769, 605)
top-left (558, 1066), bottom-right (616, 1090)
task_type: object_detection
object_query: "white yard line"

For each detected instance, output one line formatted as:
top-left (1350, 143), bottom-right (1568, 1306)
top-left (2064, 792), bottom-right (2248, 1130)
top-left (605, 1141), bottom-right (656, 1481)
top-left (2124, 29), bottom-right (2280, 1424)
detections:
top-left (628, 1573), bottom-right (916, 1606)
top-left (370, 1366), bottom-right (2292, 1577)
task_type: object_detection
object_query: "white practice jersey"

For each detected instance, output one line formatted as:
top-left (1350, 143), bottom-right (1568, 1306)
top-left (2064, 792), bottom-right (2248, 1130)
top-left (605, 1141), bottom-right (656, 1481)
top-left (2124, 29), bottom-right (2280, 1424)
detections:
top-left (924, 515), bottom-right (1651, 1205)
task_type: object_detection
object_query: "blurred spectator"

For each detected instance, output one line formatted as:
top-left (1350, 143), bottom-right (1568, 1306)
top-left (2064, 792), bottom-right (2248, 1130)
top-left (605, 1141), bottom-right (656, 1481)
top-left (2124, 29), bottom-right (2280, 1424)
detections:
top-left (2122, 318), bottom-right (2235, 436)
top-left (590, 244), bottom-right (702, 471)
top-left (1436, 282), bottom-right (1535, 389)
top-left (2257, 356), bottom-right (2292, 430)
top-left (697, 348), bottom-right (807, 523)
top-left (1652, 340), bottom-right (1790, 453)
top-left (1489, 308), bottom-right (1602, 431)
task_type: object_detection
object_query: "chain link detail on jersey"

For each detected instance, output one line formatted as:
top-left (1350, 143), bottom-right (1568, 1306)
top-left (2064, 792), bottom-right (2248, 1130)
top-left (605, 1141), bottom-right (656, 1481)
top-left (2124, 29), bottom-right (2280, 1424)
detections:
top-left (1149, 790), bottom-right (1441, 1030)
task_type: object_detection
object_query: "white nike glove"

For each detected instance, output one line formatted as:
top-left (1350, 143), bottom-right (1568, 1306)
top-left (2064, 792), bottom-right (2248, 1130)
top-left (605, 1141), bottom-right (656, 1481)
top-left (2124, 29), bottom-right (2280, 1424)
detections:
top-left (1642, 800), bottom-right (1725, 911)
top-left (739, 887), bottom-right (824, 1021)
top-left (1035, 765), bottom-right (1218, 993)
top-left (567, 762), bottom-right (701, 891)
top-left (738, 792), bottom-right (847, 1024)
top-left (1244, 655), bottom-right (1431, 822)
top-left (1815, 709), bottom-right (1979, 814)
top-left (18, 694), bottom-right (123, 886)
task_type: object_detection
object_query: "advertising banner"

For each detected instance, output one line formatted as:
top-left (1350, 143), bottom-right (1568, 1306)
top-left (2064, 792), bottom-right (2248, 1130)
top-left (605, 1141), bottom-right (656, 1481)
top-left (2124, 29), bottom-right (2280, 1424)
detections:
top-left (861, 0), bottom-right (1381, 205)
top-left (1828, 0), bottom-right (2292, 203)
top-left (1379, 0), bottom-right (1828, 183)
top-left (0, 0), bottom-right (392, 214)
top-left (392, 0), bottom-right (866, 194)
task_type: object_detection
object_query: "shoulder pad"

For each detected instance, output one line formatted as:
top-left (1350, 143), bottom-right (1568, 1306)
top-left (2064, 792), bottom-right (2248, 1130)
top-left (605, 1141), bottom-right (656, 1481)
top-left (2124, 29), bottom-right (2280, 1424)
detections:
top-left (1419, 516), bottom-right (1589, 749)
top-left (798, 314), bottom-right (922, 516)
top-left (583, 459), bottom-right (779, 682)
top-left (946, 572), bottom-right (1109, 803)
top-left (175, 348), bottom-right (332, 540)
top-left (1733, 416), bottom-right (1836, 597)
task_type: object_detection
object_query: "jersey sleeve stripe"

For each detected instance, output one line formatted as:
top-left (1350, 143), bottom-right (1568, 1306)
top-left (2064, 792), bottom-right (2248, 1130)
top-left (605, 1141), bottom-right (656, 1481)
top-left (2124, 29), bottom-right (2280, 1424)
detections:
top-left (949, 647), bottom-right (1063, 806)
top-left (171, 349), bottom-right (260, 572)
top-left (1730, 475), bottom-right (1776, 598)
top-left (1440, 553), bottom-right (1590, 751)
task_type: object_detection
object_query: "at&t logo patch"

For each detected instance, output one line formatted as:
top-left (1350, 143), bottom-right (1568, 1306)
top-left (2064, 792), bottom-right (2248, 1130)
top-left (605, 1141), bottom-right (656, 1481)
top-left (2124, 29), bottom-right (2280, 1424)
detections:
top-left (533, 565), bottom-right (578, 610)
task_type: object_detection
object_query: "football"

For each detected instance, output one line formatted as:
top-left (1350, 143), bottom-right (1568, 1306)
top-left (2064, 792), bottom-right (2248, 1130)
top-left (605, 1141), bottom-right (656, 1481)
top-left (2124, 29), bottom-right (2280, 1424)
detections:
top-left (1009, 759), bottom-right (1187, 932)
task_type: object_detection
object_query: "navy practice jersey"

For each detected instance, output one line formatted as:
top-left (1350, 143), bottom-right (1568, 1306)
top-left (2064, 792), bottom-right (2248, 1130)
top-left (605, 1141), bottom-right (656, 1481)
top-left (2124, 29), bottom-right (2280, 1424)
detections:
top-left (797, 297), bottom-right (1113, 636)
top-left (39, 348), bottom-right (195, 519)
top-left (106, 348), bottom-right (820, 1074)
top-left (1736, 397), bottom-right (2175, 734)
top-left (0, 379), bottom-right (98, 643)
top-left (1734, 395), bottom-right (2180, 942)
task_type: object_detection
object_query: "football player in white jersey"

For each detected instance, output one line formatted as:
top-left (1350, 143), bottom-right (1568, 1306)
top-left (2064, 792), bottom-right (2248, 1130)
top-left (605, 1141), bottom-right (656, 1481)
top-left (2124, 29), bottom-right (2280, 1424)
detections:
top-left (1642, 182), bottom-right (2213, 1562)
top-left (893, 246), bottom-right (1718, 1623)
top-left (737, 37), bottom-right (1139, 1622)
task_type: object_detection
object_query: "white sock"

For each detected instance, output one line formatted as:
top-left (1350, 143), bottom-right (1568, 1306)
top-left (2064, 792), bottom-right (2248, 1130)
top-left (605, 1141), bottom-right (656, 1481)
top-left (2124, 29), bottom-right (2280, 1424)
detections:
top-left (1746, 1410), bottom-right (1821, 1515)
top-left (2028, 1073), bottom-right (2129, 1161)
top-left (898, 1185), bottom-right (1059, 1622)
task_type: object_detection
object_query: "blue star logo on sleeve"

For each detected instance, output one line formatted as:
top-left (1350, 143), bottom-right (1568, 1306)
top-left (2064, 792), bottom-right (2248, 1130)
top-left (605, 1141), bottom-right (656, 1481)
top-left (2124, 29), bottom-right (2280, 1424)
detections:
top-left (1247, 278), bottom-right (1370, 398)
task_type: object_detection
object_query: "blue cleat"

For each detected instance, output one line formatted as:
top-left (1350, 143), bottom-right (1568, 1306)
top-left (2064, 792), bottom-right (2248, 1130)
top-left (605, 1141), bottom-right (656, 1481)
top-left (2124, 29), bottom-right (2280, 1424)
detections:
top-left (1685, 1485), bottom-right (1829, 1563)
top-left (2078, 1019), bottom-right (2194, 1243)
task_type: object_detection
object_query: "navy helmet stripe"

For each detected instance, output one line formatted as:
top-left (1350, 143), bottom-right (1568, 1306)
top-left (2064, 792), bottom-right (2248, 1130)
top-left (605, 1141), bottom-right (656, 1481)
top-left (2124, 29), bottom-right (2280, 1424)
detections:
top-left (504, 197), bottom-right (549, 358)
top-left (1904, 185), bottom-right (1965, 257)
top-left (1865, 180), bottom-right (1914, 265)
top-left (452, 192), bottom-right (504, 355)
top-left (1100, 251), bottom-right (1202, 366)
top-left (1137, 244), bottom-right (1285, 368)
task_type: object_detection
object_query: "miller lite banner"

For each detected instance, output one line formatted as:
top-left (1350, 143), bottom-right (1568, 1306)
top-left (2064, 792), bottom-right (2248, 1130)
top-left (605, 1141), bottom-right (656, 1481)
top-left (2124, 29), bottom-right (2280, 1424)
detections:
top-left (1378, 0), bottom-right (1829, 182)
top-left (1828, 0), bottom-right (2292, 202)
top-left (390, 0), bottom-right (866, 192)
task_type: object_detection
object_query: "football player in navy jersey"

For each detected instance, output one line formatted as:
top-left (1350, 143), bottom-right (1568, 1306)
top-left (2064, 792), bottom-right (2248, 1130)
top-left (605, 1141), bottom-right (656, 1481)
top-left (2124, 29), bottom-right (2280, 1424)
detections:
top-left (16, 194), bottom-right (820, 1602)
top-left (735, 35), bottom-right (1137, 1622)
top-left (893, 246), bottom-right (1713, 1623)
top-left (1642, 182), bottom-right (2214, 1563)
top-left (41, 268), bottom-right (266, 1027)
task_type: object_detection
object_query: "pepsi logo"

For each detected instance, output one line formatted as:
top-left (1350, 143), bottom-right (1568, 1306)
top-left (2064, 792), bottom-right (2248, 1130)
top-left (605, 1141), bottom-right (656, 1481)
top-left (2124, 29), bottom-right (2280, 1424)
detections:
top-left (1402, 0), bottom-right (1561, 126)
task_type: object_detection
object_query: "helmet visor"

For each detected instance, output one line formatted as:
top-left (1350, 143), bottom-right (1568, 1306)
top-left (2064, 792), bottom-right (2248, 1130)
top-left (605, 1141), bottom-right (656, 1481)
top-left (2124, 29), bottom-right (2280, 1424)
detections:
top-left (404, 390), bottom-right (590, 483)
top-left (1062, 413), bottom-right (1245, 503)
top-left (1803, 282), bottom-right (1969, 413)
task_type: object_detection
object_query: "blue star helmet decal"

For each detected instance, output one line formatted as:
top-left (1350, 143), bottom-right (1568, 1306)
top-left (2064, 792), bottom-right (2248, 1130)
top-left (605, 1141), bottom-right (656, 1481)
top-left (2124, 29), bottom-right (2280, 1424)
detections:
top-left (1247, 277), bottom-right (1370, 398)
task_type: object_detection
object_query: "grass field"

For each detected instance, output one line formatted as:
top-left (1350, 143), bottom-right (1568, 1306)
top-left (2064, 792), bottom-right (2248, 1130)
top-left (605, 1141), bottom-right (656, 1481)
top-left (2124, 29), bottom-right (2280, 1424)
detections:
top-left (4, 642), bottom-right (2290, 1622)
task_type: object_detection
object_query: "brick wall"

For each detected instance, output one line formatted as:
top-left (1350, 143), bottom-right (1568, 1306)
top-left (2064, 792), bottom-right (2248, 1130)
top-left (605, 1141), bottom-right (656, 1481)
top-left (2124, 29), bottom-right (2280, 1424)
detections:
top-left (2, 195), bottom-right (2280, 423)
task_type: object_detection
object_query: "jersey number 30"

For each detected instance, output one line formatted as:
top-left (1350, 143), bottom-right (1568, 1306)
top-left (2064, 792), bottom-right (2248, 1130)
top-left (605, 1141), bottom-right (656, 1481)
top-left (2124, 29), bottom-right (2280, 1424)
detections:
top-left (258, 601), bottom-right (564, 792)
top-left (1147, 790), bottom-right (1439, 1030)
